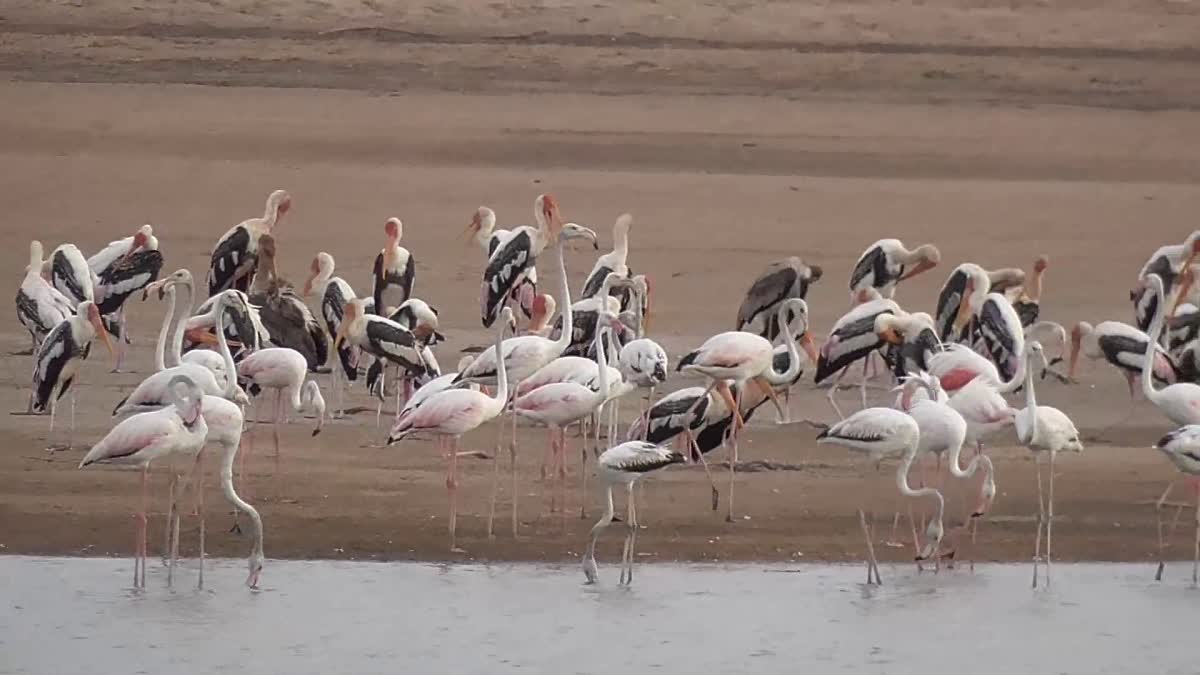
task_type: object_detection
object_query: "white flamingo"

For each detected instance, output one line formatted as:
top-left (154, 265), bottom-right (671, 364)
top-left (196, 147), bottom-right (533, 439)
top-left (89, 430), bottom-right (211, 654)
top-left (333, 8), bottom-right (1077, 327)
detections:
top-left (1014, 341), bottom-right (1084, 589)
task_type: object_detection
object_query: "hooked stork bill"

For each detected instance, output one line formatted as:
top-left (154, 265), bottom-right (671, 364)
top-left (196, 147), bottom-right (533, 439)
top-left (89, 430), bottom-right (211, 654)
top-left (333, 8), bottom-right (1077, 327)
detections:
top-left (736, 256), bottom-right (823, 341)
top-left (373, 217), bottom-right (415, 315)
top-left (579, 213), bottom-right (632, 300)
top-left (582, 441), bottom-right (685, 586)
top-left (1015, 341), bottom-right (1083, 588)
top-left (816, 403), bottom-right (947, 585)
top-left (207, 189), bottom-right (290, 296)
top-left (16, 240), bottom-right (75, 352)
top-left (33, 300), bottom-right (115, 450)
top-left (848, 238), bottom-right (940, 302)
top-left (480, 194), bottom-right (563, 327)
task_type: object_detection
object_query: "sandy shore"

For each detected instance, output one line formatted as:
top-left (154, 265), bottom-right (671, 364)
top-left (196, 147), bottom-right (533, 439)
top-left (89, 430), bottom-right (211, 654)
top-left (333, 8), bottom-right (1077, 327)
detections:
top-left (1, 0), bottom-right (1199, 566)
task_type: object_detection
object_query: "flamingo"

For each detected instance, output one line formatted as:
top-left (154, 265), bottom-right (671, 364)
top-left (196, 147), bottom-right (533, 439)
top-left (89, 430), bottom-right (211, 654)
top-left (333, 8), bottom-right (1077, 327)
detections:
top-left (551, 272), bottom-right (629, 357)
top-left (457, 235), bottom-right (579, 536)
top-left (186, 289), bottom-right (271, 360)
top-left (396, 356), bottom-right (478, 422)
top-left (90, 225), bottom-right (163, 372)
top-left (236, 347), bottom-right (326, 469)
top-left (579, 213), bottom-right (632, 300)
top-left (582, 441), bottom-right (685, 585)
top-left (736, 256), bottom-right (823, 340)
top-left (146, 270), bottom-right (231, 383)
top-left (677, 298), bottom-right (815, 521)
top-left (816, 404), bottom-right (946, 585)
top-left (373, 217), bottom-right (415, 313)
top-left (32, 300), bottom-right (115, 450)
top-left (1141, 274), bottom-right (1200, 426)
top-left (16, 240), bottom-right (74, 352)
top-left (618, 336), bottom-right (669, 429)
top-left (207, 189), bottom-right (291, 295)
top-left (1015, 341), bottom-right (1084, 589)
top-left (513, 322), bottom-right (619, 522)
top-left (161, 292), bottom-right (249, 589)
top-left (1151, 425), bottom-right (1200, 584)
top-left (848, 238), bottom-right (941, 301)
top-left (79, 374), bottom-right (208, 590)
top-left (386, 308), bottom-right (516, 550)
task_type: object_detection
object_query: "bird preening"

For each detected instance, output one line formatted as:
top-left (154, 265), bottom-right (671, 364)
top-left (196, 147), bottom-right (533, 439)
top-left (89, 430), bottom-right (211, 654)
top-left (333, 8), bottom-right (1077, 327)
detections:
top-left (13, 189), bottom-right (1200, 595)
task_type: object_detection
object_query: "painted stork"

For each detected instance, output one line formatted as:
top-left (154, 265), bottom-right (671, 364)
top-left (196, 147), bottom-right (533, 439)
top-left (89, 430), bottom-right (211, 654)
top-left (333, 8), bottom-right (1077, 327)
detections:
top-left (32, 300), bottom-right (114, 449)
top-left (207, 189), bottom-right (291, 296)
top-left (848, 238), bottom-right (940, 301)
top-left (814, 288), bottom-right (900, 416)
top-left (303, 251), bottom-right (361, 409)
top-left (246, 234), bottom-right (327, 371)
top-left (933, 263), bottom-right (1024, 343)
top-left (579, 213), bottom-right (632, 300)
top-left (16, 240), bottom-right (74, 352)
top-left (45, 243), bottom-right (94, 306)
top-left (480, 194), bottom-right (563, 327)
top-left (373, 217), bottom-right (415, 315)
top-left (1141, 274), bottom-right (1200, 427)
top-left (736, 256), bottom-right (823, 340)
top-left (91, 226), bottom-right (163, 371)
top-left (1068, 320), bottom-right (1177, 400)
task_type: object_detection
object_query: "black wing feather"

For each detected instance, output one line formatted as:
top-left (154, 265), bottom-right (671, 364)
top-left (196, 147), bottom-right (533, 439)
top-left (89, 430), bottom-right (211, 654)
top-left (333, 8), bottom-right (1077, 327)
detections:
top-left (481, 230), bottom-right (534, 327)
top-left (208, 228), bottom-right (252, 296)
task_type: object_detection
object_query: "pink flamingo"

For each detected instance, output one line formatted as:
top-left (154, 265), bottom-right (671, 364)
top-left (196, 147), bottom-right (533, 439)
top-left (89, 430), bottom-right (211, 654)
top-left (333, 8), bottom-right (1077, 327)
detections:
top-left (79, 374), bottom-right (208, 589)
top-left (236, 347), bottom-right (326, 477)
top-left (386, 307), bottom-right (517, 551)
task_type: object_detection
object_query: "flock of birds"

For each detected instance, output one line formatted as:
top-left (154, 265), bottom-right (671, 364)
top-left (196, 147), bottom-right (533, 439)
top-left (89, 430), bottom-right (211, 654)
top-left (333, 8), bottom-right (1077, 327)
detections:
top-left (14, 189), bottom-right (1200, 591)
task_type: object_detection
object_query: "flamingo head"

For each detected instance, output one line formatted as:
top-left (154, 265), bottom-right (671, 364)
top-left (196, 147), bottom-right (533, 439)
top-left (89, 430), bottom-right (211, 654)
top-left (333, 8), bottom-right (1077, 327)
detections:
top-left (917, 515), bottom-right (945, 562)
top-left (246, 552), bottom-right (264, 589)
top-left (973, 473), bottom-right (997, 518)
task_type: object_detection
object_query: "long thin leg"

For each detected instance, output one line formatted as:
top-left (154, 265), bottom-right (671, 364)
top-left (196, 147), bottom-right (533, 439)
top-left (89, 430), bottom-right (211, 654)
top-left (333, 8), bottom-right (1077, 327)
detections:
top-left (558, 428), bottom-right (568, 533)
top-left (1033, 455), bottom-right (1044, 589)
top-left (168, 486), bottom-right (181, 588)
top-left (487, 410), bottom-right (503, 538)
top-left (686, 430), bottom-right (720, 510)
top-left (510, 408), bottom-right (520, 538)
top-left (1156, 479), bottom-right (1177, 581)
top-left (859, 358), bottom-right (870, 410)
top-left (627, 482), bottom-right (639, 585)
top-left (69, 390), bottom-right (76, 450)
top-left (726, 385), bottom-right (745, 523)
top-left (1193, 479), bottom-right (1199, 587)
top-left (858, 507), bottom-right (881, 585)
top-left (163, 473), bottom-right (177, 565)
top-left (197, 452), bottom-right (206, 590)
top-left (579, 422), bottom-right (589, 519)
top-left (1046, 451), bottom-right (1055, 587)
top-left (448, 436), bottom-right (461, 552)
top-left (827, 368), bottom-right (848, 420)
top-left (140, 464), bottom-right (149, 590)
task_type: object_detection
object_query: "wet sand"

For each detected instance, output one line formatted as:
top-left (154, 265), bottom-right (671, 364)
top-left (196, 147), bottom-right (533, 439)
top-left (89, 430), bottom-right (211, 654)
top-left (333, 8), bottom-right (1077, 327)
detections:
top-left (1, 0), bottom-right (1200, 565)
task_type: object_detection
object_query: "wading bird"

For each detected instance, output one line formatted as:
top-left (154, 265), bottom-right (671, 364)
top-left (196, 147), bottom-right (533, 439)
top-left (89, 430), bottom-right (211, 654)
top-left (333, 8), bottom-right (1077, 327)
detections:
top-left (16, 240), bottom-right (74, 352)
top-left (373, 217), bottom-right (415, 314)
top-left (207, 189), bottom-right (291, 295)
top-left (32, 300), bottom-right (114, 449)
top-left (79, 374), bottom-right (208, 590)
top-left (736, 256), bottom-right (823, 340)
top-left (848, 238), bottom-right (941, 301)
top-left (386, 308), bottom-right (516, 551)
top-left (582, 441), bottom-right (685, 586)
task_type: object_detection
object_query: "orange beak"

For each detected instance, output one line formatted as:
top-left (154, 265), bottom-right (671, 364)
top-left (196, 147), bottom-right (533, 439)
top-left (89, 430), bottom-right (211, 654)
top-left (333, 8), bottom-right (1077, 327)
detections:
top-left (800, 332), bottom-right (819, 364)
top-left (899, 259), bottom-right (937, 282)
top-left (951, 284), bottom-right (975, 334)
top-left (90, 313), bottom-right (116, 363)
top-left (1170, 267), bottom-right (1196, 319)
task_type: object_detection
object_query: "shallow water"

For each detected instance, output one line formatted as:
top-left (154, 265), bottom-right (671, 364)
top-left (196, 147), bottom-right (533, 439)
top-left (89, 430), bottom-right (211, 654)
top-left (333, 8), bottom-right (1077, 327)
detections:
top-left (1, 556), bottom-right (1195, 675)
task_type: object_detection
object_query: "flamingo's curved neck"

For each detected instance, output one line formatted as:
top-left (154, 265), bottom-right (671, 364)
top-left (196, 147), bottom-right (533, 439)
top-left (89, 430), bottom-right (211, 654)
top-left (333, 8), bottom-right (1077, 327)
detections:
top-left (218, 436), bottom-right (262, 561)
top-left (167, 280), bottom-right (195, 368)
top-left (594, 328), bottom-right (610, 403)
top-left (1022, 348), bottom-right (1039, 443)
top-left (765, 301), bottom-right (802, 386)
top-left (214, 296), bottom-right (239, 400)
top-left (155, 287), bottom-right (177, 372)
top-left (896, 442), bottom-right (945, 519)
top-left (584, 484), bottom-right (615, 567)
top-left (492, 317), bottom-right (510, 407)
top-left (551, 244), bottom-right (573, 355)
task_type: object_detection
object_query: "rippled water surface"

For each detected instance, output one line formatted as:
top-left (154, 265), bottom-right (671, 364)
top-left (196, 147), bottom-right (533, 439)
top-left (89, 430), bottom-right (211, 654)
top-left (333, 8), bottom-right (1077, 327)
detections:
top-left (1, 557), bottom-right (1195, 674)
